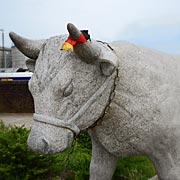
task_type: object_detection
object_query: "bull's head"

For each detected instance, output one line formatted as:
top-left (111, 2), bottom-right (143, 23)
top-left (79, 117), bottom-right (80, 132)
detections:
top-left (9, 23), bottom-right (118, 154)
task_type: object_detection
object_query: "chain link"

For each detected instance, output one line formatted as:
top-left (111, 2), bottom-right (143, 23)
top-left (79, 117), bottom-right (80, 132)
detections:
top-left (60, 137), bottom-right (77, 179)
top-left (89, 68), bottom-right (119, 128)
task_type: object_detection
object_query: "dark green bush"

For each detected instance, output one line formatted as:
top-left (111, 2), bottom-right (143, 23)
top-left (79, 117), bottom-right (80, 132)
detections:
top-left (0, 121), bottom-right (92, 180)
top-left (75, 130), bottom-right (92, 150)
top-left (0, 121), bottom-right (56, 180)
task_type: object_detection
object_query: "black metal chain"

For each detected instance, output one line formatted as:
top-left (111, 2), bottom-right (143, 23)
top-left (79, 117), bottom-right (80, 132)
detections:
top-left (96, 40), bottom-right (114, 51)
top-left (89, 68), bottom-right (119, 129)
top-left (60, 137), bottom-right (77, 179)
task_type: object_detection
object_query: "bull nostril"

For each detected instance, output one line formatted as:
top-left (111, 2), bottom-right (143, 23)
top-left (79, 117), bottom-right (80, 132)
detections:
top-left (42, 138), bottom-right (49, 154)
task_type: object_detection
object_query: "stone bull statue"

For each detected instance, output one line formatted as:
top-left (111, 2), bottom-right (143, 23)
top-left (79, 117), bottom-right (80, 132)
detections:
top-left (9, 23), bottom-right (180, 180)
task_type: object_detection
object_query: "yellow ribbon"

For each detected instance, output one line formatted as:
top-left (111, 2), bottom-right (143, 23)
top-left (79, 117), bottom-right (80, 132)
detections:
top-left (60, 42), bottom-right (73, 51)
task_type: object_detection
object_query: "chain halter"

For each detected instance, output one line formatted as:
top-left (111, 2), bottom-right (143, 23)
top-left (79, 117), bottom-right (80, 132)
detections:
top-left (88, 68), bottom-right (119, 129)
top-left (33, 67), bottom-right (118, 136)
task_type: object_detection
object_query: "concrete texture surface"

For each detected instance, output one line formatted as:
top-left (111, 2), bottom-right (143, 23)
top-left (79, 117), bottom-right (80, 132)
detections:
top-left (0, 113), bottom-right (33, 129)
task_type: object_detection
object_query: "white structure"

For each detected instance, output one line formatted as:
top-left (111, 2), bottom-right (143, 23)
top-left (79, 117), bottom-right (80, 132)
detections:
top-left (0, 47), bottom-right (12, 68)
top-left (0, 46), bottom-right (27, 68)
top-left (11, 46), bottom-right (28, 69)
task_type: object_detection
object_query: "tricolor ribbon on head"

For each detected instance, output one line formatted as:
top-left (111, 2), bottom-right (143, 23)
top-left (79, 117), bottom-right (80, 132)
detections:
top-left (61, 30), bottom-right (91, 51)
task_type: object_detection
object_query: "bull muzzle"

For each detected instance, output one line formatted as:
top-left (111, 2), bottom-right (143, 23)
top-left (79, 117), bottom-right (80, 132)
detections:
top-left (27, 114), bottom-right (75, 154)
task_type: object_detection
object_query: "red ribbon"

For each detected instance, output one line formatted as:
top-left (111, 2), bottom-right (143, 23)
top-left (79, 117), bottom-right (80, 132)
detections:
top-left (65, 33), bottom-right (87, 46)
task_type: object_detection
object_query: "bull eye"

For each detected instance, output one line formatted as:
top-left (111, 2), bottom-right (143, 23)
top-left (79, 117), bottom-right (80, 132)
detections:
top-left (63, 83), bottom-right (73, 97)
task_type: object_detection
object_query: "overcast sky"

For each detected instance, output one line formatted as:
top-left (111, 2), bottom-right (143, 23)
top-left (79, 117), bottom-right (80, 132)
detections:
top-left (1, 0), bottom-right (180, 54)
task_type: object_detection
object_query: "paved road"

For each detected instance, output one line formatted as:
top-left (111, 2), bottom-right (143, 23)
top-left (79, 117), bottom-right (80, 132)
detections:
top-left (0, 113), bottom-right (33, 129)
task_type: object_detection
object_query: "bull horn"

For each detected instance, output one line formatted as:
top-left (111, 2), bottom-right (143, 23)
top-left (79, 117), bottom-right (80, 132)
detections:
top-left (9, 32), bottom-right (45, 60)
top-left (67, 23), bottom-right (101, 64)
top-left (67, 23), bottom-right (81, 40)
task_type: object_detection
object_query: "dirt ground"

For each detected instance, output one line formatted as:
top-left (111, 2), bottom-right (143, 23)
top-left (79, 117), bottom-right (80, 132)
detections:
top-left (0, 113), bottom-right (33, 129)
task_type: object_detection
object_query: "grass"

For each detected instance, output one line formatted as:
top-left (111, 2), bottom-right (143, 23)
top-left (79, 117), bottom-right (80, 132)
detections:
top-left (48, 132), bottom-right (156, 180)
top-left (49, 148), bottom-right (156, 180)
top-left (0, 121), bottom-right (156, 180)
top-left (114, 156), bottom-right (156, 180)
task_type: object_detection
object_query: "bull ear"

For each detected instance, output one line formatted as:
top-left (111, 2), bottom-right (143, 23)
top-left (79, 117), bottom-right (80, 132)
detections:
top-left (98, 46), bottom-right (118, 76)
top-left (67, 23), bottom-right (118, 74)
top-left (26, 59), bottom-right (36, 72)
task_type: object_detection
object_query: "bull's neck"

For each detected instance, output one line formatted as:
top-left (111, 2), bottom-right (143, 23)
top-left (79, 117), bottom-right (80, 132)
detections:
top-left (74, 68), bottom-right (119, 131)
